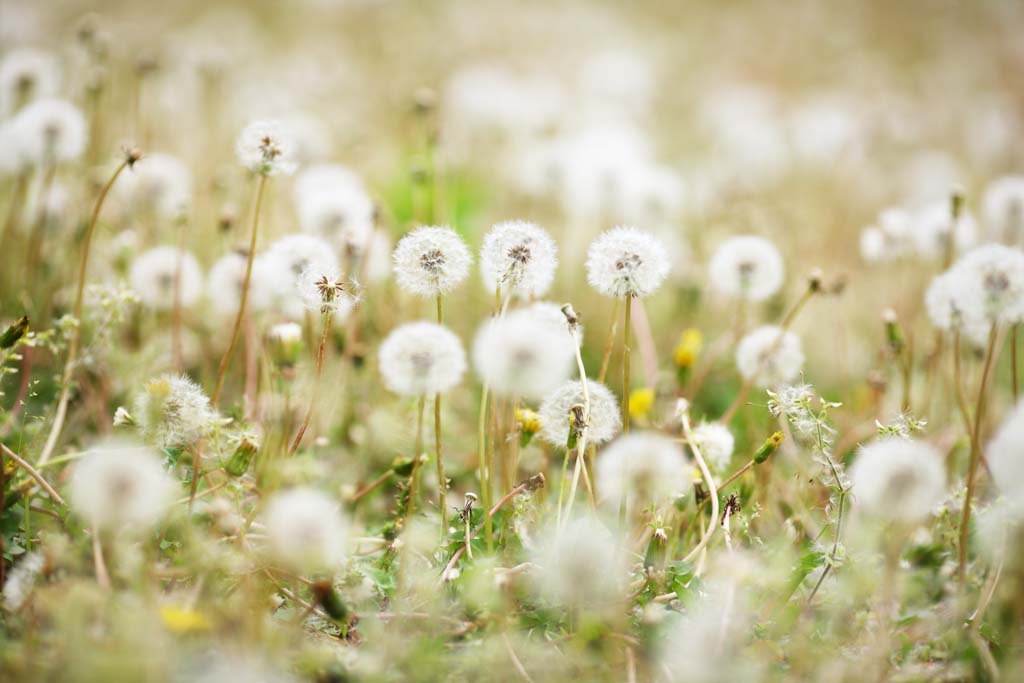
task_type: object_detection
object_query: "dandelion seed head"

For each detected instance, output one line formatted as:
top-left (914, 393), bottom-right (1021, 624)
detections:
top-left (68, 438), bottom-right (176, 532)
top-left (2, 551), bottom-right (46, 612)
top-left (378, 322), bottom-right (467, 396)
top-left (537, 379), bottom-right (620, 448)
top-left (392, 225), bottom-right (472, 297)
top-left (987, 401), bottom-right (1024, 515)
top-left (690, 422), bottom-right (735, 472)
top-left (263, 235), bottom-right (341, 320)
top-left (11, 98), bottom-right (87, 164)
top-left (0, 48), bottom-right (59, 116)
top-left (912, 199), bottom-right (978, 261)
top-left (206, 251), bottom-right (275, 317)
top-left (472, 308), bottom-right (575, 399)
top-left (263, 488), bottom-right (348, 573)
top-left (708, 235), bottom-right (785, 302)
top-left (596, 431), bottom-right (692, 515)
top-left (524, 301), bottom-right (583, 347)
top-left (293, 163), bottom-right (375, 252)
top-left (850, 438), bottom-right (946, 523)
top-left (530, 516), bottom-right (627, 610)
top-left (129, 246), bottom-right (203, 311)
top-left (295, 264), bottom-right (358, 318)
top-left (235, 119), bottom-right (297, 176)
top-left (134, 374), bottom-right (215, 449)
top-left (924, 269), bottom-right (986, 342)
top-left (585, 226), bottom-right (670, 298)
top-left (952, 243), bottom-right (1024, 327)
top-left (115, 152), bottom-right (192, 219)
top-left (983, 175), bottom-right (1024, 245)
top-left (735, 325), bottom-right (804, 388)
top-left (479, 220), bottom-right (558, 298)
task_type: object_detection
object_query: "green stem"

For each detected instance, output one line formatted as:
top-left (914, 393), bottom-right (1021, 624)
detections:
top-left (435, 293), bottom-right (447, 535)
top-left (622, 295), bottom-right (632, 433)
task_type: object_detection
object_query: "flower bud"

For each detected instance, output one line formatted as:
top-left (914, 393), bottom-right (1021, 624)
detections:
top-left (224, 433), bottom-right (259, 477)
top-left (753, 431), bottom-right (784, 464)
top-left (0, 316), bottom-right (29, 349)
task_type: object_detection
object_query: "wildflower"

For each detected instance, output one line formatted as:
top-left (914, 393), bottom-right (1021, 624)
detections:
top-left (224, 430), bottom-right (260, 477)
top-left (68, 439), bottom-right (176, 532)
top-left (206, 251), bottom-right (275, 317)
top-left (392, 225), bottom-right (473, 297)
top-left (2, 552), bottom-right (46, 612)
top-left (912, 199), bottom-right (978, 261)
top-left (585, 226), bottom-right (670, 298)
top-left (598, 431), bottom-right (693, 517)
top-left (952, 243), bottom-right (1024, 328)
top-left (924, 269), bottom-right (986, 342)
top-left (479, 220), bottom-right (558, 298)
top-left (538, 379), bottom-right (620, 448)
top-left (293, 163), bottom-right (375, 252)
top-left (673, 328), bottom-right (702, 368)
top-left (235, 119), bottom-right (297, 176)
top-left (262, 488), bottom-right (348, 573)
top-left (266, 322), bottom-right (303, 368)
top-left (472, 308), bottom-right (575, 399)
top-left (708, 235), bottom-right (785, 302)
top-left (530, 516), bottom-right (627, 610)
top-left (735, 325), bottom-right (804, 387)
top-left (262, 234), bottom-right (341, 319)
top-left (515, 407), bottom-right (542, 447)
top-left (378, 321), bottom-right (467, 396)
top-left (983, 175), bottom-right (1024, 244)
top-left (849, 438), bottom-right (946, 523)
top-left (129, 246), bottom-right (203, 311)
top-left (11, 98), bottom-right (87, 164)
top-left (628, 387), bottom-right (655, 421)
top-left (296, 265), bottom-right (358, 318)
top-left (0, 48), bottom-right (59, 115)
top-left (524, 300), bottom-right (583, 346)
top-left (134, 374), bottom-right (215, 449)
top-left (114, 153), bottom-right (192, 219)
top-left (987, 401), bottom-right (1024, 514)
top-left (159, 605), bottom-right (211, 633)
top-left (690, 422), bottom-right (735, 471)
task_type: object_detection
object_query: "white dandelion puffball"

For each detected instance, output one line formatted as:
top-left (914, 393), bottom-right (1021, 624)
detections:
top-left (735, 325), bottom-right (805, 388)
top-left (263, 234), bottom-right (341, 319)
top-left (263, 488), bottom-right (348, 573)
top-left (129, 246), bottom-right (203, 311)
top-left (115, 152), bottom-right (192, 219)
top-left (378, 321), bottom-right (467, 396)
top-left (596, 432), bottom-right (692, 514)
top-left (537, 379), bottom-right (620, 449)
top-left (525, 301), bottom-right (582, 347)
top-left (69, 440), bottom-right (176, 532)
top-left (479, 220), bottom-right (558, 298)
top-left (295, 264), bottom-right (358, 318)
top-left (912, 199), bottom-right (978, 261)
top-left (859, 227), bottom-right (887, 263)
top-left (206, 251), bottom-right (275, 318)
top-left (850, 438), bottom-right (946, 523)
top-left (134, 374), bottom-right (216, 449)
top-left (293, 163), bottom-right (375, 252)
top-left (0, 48), bottom-right (60, 116)
top-left (392, 225), bottom-right (473, 297)
top-left (585, 225), bottom-right (670, 298)
top-left (531, 516), bottom-right (627, 610)
top-left (983, 175), bottom-right (1024, 245)
top-left (11, 98), bottom-right (86, 164)
top-left (924, 270), bottom-right (986, 343)
top-left (987, 401), bottom-right (1024, 513)
top-left (953, 244), bottom-right (1024, 327)
top-left (472, 309), bottom-right (575, 399)
top-left (691, 422), bottom-right (735, 472)
top-left (235, 119), bottom-right (297, 176)
top-left (708, 235), bottom-right (785, 302)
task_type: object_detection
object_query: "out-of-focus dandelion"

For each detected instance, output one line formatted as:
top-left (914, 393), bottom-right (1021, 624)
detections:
top-left (537, 379), bottom-right (621, 449)
top-left (735, 325), bottom-right (805, 388)
top-left (850, 438), bottom-right (945, 524)
top-left (263, 487), bottom-right (348, 574)
top-left (129, 246), bottom-right (202, 311)
top-left (690, 421), bottom-right (735, 472)
top-left (708, 235), bottom-right (785, 302)
top-left (472, 308), bottom-right (575, 400)
top-left (134, 373), bottom-right (215, 449)
top-left (596, 431), bottom-right (691, 518)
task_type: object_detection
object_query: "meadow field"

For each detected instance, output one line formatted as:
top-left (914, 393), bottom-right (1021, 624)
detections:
top-left (1, 1), bottom-right (1024, 681)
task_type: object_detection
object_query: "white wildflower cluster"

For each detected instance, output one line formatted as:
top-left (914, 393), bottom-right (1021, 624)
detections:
top-left (235, 120), bottom-right (298, 176)
top-left (129, 246), bottom-right (204, 312)
top-left (767, 384), bottom-right (839, 452)
top-left (68, 439), bottom-right (177, 532)
top-left (708, 235), bottom-right (785, 302)
top-left (859, 201), bottom-right (977, 263)
top-left (585, 226), bottom-right (670, 298)
top-left (262, 488), bottom-right (348, 574)
top-left (378, 321), bottom-right (467, 396)
top-left (134, 374), bottom-right (216, 449)
top-left (479, 220), bottom-right (558, 299)
top-left (983, 175), bottom-right (1024, 245)
top-left (392, 225), bottom-right (473, 297)
top-left (875, 413), bottom-right (928, 440)
top-left (472, 307), bottom-right (575, 399)
top-left (596, 432), bottom-right (692, 515)
top-left (537, 379), bottom-right (620, 448)
top-left (736, 325), bottom-right (805, 387)
top-left (850, 438), bottom-right (946, 524)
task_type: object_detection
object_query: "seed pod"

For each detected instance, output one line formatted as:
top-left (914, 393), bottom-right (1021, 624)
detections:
top-left (754, 431), bottom-right (784, 464)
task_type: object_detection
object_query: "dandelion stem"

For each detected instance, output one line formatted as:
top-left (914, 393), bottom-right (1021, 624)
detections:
top-left (622, 295), bottom-right (633, 433)
top-left (1, 444), bottom-right (66, 507)
top-left (288, 310), bottom-right (333, 457)
top-left (952, 329), bottom-right (974, 439)
top-left (681, 413), bottom-right (719, 563)
top-left (958, 323), bottom-right (999, 583)
top-left (406, 395), bottom-right (427, 518)
top-left (212, 173), bottom-right (268, 407)
top-left (24, 162), bottom-right (56, 282)
top-left (477, 383), bottom-right (493, 552)
top-left (0, 170), bottom-right (29, 256)
top-left (435, 294), bottom-right (448, 536)
top-left (597, 297), bottom-right (621, 383)
top-left (349, 470), bottom-right (395, 504)
top-left (37, 154), bottom-right (134, 467)
top-left (171, 217), bottom-right (187, 372)
top-left (92, 528), bottom-right (110, 590)
top-left (1013, 324), bottom-right (1019, 399)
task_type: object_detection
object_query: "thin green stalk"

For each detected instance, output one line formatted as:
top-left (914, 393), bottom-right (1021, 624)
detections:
top-left (406, 395), bottom-right (427, 518)
top-left (212, 173), bottom-right (268, 407)
top-left (287, 310), bottom-right (333, 457)
top-left (622, 295), bottom-right (632, 433)
top-left (37, 154), bottom-right (134, 466)
top-left (597, 297), bottom-right (621, 383)
top-left (435, 293), bottom-right (447, 535)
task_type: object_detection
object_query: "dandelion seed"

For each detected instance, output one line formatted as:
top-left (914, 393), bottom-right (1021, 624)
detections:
top-left (708, 235), bottom-right (785, 302)
top-left (392, 225), bottom-right (472, 297)
top-left (735, 325), bottom-right (804, 388)
top-left (479, 220), bottom-right (558, 298)
top-left (129, 246), bottom-right (203, 311)
top-left (585, 225), bottom-right (670, 298)
top-left (472, 308), bottom-right (575, 399)
top-left (537, 379), bottom-right (620, 448)
top-left (296, 264), bottom-right (358, 318)
top-left (596, 431), bottom-right (693, 514)
top-left (379, 321), bottom-right (467, 396)
top-left (134, 374), bottom-right (215, 449)
top-left (68, 439), bottom-right (176, 532)
top-left (235, 119), bottom-right (297, 176)
top-left (690, 422), bottom-right (735, 471)
top-left (850, 438), bottom-right (946, 523)
top-left (263, 488), bottom-right (348, 573)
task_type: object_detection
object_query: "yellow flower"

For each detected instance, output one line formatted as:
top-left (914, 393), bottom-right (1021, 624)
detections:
top-left (628, 388), bottom-right (655, 420)
top-left (159, 605), bottom-right (211, 633)
top-left (673, 329), bottom-right (703, 368)
top-left (516, 407), bottom-right (541, 447)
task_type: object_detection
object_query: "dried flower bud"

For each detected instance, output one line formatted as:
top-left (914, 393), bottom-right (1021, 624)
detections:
top-left (0, 316), bottom-right (29, 349)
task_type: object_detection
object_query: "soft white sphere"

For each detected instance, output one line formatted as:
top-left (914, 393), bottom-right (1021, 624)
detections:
top-left (983, 175), bottom-right (1024, 245)
top-left (11, 98), bottom-right (86, 164)
top-left (472, 308), bottom-right (575, 399)
top-left (378, 321), bottom-right (467, 396)
top-left (530, 516), bottom-right (627, 610)
top-left (392, 225), bottom-right (473, 297)
top-left (850, 438), bottom-right (946, 523)
top-left (585, 226), bottom-right (670, 298)
top-left (537, 379), bottom-right (620, 449)
top-left (263, 488), bottom-right (348, 573)
top-left (596, 432), bottom-right (692, 515)
top-left (987, 401), bottom-right (1024, 516)
top-left (129, 246), bottom-right (203, 311)
top-left (708, 235), bottom-right (784, 302)
top-left (735, 325), bottom-right (804, 388)
top-left (235, 119), bottom-right (298, 176)
top-left (479, 220), bottom-right (558, 299)
top-left (134, 374), bottom-right (215, 449)
top-left (690, 422), bottom-right (735, 472)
